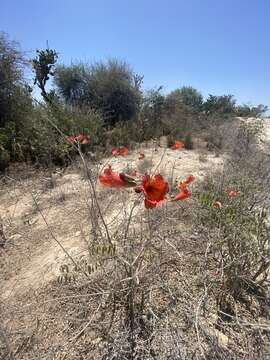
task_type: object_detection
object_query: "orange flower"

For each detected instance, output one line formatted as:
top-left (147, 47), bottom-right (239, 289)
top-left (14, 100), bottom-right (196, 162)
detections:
top-left (141, 174), bottom-right (169, 209)
top-left (225, 189), bottom-right (241, 196)
top-left (67, 136), bottom-right (76, 144)
top-left (99, 166), bottom-right (137, 188)
top-left (172, 188), bottom-right (192, 201)
top-left (138, 153), bottom-right (145, 160)
top-left (179, 175), bottom-right (195, 190)
top-left (118, 146), bottom-right (129, 156)
top-left (112, 146), bottom-right (129, 156)
top-left (172, 175), bottom-right (194, 201)
top-left (213, 201), bottom-right (222, 209)
top-left (67, 134), bottom-right (89, 145)
top-left (171, 140), bottom-right (184, 150)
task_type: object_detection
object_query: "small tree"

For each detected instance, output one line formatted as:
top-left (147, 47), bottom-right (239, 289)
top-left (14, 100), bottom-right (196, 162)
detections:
top-left (32, 48), bottom-right (58, 103)
top-left (141, 86), bottom-right (165, 121)
top-left (166, 86), bottom-right (203, 113)
top-left (54, 59), bottom-right (142, 126)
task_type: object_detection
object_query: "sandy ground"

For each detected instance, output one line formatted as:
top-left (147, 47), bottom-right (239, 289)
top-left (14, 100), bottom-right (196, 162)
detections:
top-left (1, 118), bottom-right (269, 302)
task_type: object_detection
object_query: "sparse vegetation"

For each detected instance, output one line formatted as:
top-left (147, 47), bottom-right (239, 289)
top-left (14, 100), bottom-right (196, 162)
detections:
top-left (0, 32), bottom-right (269, 360)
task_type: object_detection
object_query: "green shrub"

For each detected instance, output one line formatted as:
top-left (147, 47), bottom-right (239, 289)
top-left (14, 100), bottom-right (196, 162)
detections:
top-left (184, 133), bottom-right (193, 149)
top-left (54, 59), bottom-right (142, 126)
top-left (166, 86), bottom-right (203, 113)
top-left (0, 147), bottom-right (10, 171)
top-left (194, 144), bottom-right (269, 306)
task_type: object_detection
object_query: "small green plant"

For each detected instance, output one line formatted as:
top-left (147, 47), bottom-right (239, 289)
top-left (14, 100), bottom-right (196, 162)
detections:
top-left (184, 132), bottom-right (194, 150)
top-left (0, 147), bottom-right (10, 171)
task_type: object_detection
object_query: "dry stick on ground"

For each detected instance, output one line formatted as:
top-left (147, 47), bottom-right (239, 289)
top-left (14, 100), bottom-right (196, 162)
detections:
top-left (0, 325), bottom-right (14, 360)
top-left (195, 282), bottom-right (209, 359)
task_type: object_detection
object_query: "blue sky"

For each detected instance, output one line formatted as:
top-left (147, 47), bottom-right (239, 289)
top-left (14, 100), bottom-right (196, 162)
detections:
top-left (1, 0), bottom-right (270, 107)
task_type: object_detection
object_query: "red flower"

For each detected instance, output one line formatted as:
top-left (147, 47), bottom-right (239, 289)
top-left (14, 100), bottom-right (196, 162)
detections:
top-left (172, 175), bottom-right (194, 201)
top-left (81, 135), bottom-right (90, 145)
top-left (99, 166), bottom-right (137, 188)
top-left (172, 188), bottom-right (192, 201)
top-left (138, 153), bottom-right (145, 160)
top-left (118, 146), bottom-right (129, 156)
top-left (111, 146), bottom-right (129, 156)
top-left (66, 134), bottom-right (89, 145)
top-left (179, 175), bottom-right (195, 190)
top-left (67, 136), bottom-right (76, 144)
top-left (140, 174), bottom-right (169, 209)
top-left (225, 189), bottom-right (241, 196)
top-left (171, 140), bottom-right (184, 150)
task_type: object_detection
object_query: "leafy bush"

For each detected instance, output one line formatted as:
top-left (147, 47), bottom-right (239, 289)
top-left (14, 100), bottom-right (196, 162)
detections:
top-left (0, 32), bottom-right (33, 165)
top-left (235, 104), bottom-right (268, 118)
top-left (194, 121), bottom-right (269, 308)
top-left (54, 59), bottom-right (142, 126)
top-left (166, 86), bottom-right (203, 112)
top-left (204, 94), bottom-right (236, 114)
top-left (0, 146), bottom-right (10, 171)
top-left (184, 132), bottom-right (194, 149)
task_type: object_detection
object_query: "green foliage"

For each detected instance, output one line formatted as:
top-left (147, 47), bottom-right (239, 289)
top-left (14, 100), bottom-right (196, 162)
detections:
top-left (0, 33), bottom-right (32, 128)
top-left (195, 146), bottom-right (270, 303)
top-left (1, 33), bottom-right (268, 171)
top-left (0, 33), bottom-right (33, 167)
top-left (17, 104), bottom-right (104, 165)
top-left (32, 48), bottom-right (58, 103)
top-left (0, 146), bottom-right (10, 171)
top-left (204, 94), bottom-right (236, 114)
top-left (54, 59), bottom-right (142, 126)
top-left (166, 86), bottom-right (203, 113)
top-left (141, 87), bottom-right (165, 122)
top-left (235, 104), bottom-right (268, 118)
top-left (184, 133), bottom-right (193, 149)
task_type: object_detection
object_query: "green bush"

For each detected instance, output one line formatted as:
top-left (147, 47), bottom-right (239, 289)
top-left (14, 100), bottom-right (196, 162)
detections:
top-left (0, 146), bottom-right (10, 171)
top-left (184, 133), bottom-right (193, 149)
top-left (235, 104), bottom-right (268, 118)
top-left (54, 59), bottom-right (142, 126)
top-left (203, 94), bottom-right (236, 114)
top-left (166, 86), bottom-right (203, 113)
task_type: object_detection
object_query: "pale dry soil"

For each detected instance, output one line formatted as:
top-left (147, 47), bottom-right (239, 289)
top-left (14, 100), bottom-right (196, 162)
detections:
top-left (0, 118), bottom-right (270, 359)
top-left (0, 137), bottom-right (225, 301)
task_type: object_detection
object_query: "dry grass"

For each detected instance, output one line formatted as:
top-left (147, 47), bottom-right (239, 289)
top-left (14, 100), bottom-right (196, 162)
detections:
top-left (0, 118), bottom-right (269, 359)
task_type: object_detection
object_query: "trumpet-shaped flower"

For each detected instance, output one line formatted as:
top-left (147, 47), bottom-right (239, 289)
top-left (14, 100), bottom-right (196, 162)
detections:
top-left (140, 174), bottom-right (169, 209)
top-left (99, 166), bottom-right (137, 188)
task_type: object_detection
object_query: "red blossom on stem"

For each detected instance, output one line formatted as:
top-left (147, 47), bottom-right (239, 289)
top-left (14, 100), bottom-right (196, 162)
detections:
top-left (172, 175), bottom-right (195, 201)
top-left (171, 140), bottom-right (184, 150)
top-left (66, 134), bottom-right (89, 145)
top-left (140, 174), bottom-right (169, 209)
top-left (99, 166), bottom-right (137, 188)
top-left (111, 146), bottom-right (129, 156)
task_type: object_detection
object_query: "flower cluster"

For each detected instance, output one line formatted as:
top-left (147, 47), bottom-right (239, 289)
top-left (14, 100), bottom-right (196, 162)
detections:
top-left (99, 165), bottom-right (195, 209)
top-left (98, 144), bottom-right (195, 209)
